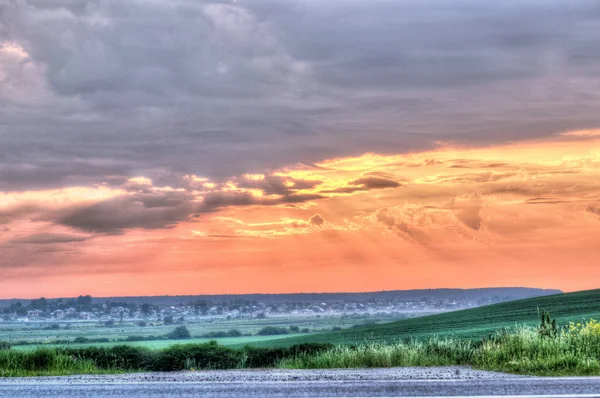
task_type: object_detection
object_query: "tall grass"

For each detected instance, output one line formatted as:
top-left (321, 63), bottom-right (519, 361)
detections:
top-left (279, 324), bottom-right (600, 376)
top-left (0, 341), bottom-right (332, 377)
top-left (0, 348), bottom-right (105, 377)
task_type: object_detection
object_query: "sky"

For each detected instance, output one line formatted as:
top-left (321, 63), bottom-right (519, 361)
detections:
top-left (1, 0), bottom-right (600, 298)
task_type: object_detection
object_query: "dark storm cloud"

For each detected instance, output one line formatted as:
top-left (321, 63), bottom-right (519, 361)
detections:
top-left (2, 0), bottom-right (600, 192)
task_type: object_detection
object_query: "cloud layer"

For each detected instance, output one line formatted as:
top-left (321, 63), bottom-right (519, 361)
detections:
top-left (2, 0), bottom-right (600, 296)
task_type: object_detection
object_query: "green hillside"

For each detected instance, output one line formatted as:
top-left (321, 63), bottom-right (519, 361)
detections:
top-left (253, 289), bottom-right (600, 347)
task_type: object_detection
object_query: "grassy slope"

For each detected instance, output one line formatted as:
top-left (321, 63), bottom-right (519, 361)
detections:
top-left (250, 289), bottom-right (600, 347)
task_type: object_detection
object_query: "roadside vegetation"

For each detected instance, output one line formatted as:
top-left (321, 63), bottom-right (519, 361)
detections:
top-left (281, 317), bottom-right (600, 376)
top-left (0, 341), bottom-right (331, 377)
top-left (2, 315), bottom-right (600, 377)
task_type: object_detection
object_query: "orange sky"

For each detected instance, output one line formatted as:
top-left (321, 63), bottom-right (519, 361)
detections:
top-left (1, 130), bottom-right (599, 298)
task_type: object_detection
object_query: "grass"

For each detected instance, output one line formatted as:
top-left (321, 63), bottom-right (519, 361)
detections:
top-left (0, 348), bottom-right (116, 377)
top-left (280, 323), bottom-right (600, 376)
top-left (0, 342), bottom-right (333, 377)
top-left (13, 334), bottom-right (303, 351)
top-left (258, 289), bottom-right (600, 347)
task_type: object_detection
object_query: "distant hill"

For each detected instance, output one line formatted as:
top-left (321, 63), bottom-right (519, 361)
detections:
top-left (251, 289), bottom-right (600, 347)
top-left (0, 287), bottom-right (560, 307)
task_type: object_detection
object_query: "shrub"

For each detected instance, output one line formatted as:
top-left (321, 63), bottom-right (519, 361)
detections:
top-left (301, 328), bottom-right (310, 333)
top-left (227, 329), bottom-right (242, 337)
top-left (167, 326), bottom-right (191, 340)
top-left (242, 343), bottom-right (333, 368)
top-left (150, 341), bottom-right (242, 371)
top-left (62, 346), bottom-right (152, 370)
top-left (0, 341), bottom-right (11, 350)
top-left (256, 326), bottom-right (289, 336)
top-left (289, 326), bottom-right (300, 333)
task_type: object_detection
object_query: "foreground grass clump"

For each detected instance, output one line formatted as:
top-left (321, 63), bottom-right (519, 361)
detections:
top-left (0, 341), bottom-right (332, 377)
top-left (0, 348), bottom-right (105, 377)
top-left (280, 321), bottom-right (600, 376)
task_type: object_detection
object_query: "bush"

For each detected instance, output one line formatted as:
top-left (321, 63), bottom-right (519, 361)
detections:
top-left (0, 341), bottom-right (11, 350)
top-left (243, 343), bottom-right (333, 368)
top-left (150, 341), bottom-right (242, 371)
top-left (301, 328), bottom-right (310, 333)
top-left (227, 329), bottom-right (242, 337)
top-left (62, 346), bottom-right (152, 370)
top-left (289, 326), bottom-right (300, 333)
top-left (256, 326), bottom-right (289, 336)
top-left (167, 326), bottom-right (191, 340)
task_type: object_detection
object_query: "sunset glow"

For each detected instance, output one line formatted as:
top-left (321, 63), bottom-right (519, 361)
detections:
top-left (1, 132), bottom-right (599, 298)
top-left (2, 0), bottom-right (600, 299)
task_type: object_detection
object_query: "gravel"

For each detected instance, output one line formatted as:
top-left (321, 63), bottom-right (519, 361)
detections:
top-left (0, 366), bottom-right (525, 384)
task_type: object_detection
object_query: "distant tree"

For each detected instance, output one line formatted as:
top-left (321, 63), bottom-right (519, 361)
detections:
top-left (301, 328), bottom-right (310, 333)
top-left (141, 304), bottom-right (153, 316)
top-left (137, 320), bottom-right (147, 327)
top-left (289, 326), bottom-right (300, 333)
top-left (76, 295), bottom-right (92, 307)
top-left (255, 312), bottom-right (266, 319)
top-left (163, 315), bottom-right (174, 325)
top-left (28, 297), bottom-right (48, 310)
top-left (167, 325), bottom-right (191, 340)
top-left (104, 319), bottom-right (115, 327)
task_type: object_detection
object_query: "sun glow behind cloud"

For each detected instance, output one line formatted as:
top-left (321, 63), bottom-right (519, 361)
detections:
top-left (1, 132), bottom-right (600, 297)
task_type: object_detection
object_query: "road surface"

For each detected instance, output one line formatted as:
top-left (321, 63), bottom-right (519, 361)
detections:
top-left (2, 367), bottom-right (600, 397)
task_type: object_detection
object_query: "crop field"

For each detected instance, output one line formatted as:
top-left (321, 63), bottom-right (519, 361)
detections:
top-left (255, 289), bottom-right (600, 347)
top-left (0, 312), bottom-right (412, 347)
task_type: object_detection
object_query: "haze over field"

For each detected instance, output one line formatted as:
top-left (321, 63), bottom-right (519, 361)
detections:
top-left (1, 0), bottom-right (600, 297)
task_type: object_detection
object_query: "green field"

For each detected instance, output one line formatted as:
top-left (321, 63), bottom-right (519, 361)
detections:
top-left (253, 289), bottom-right (600, 347)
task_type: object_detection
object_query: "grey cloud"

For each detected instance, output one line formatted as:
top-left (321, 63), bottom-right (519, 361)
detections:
top-left (350, 177), bottom-right (401, 189)
top-left (309, 213), bottom-right (324, 226)
top-left (10, 232), bottom-right (91, 245)
top-left (46, 195), bottom-right (195, 234)
top-left (1, 0), bottom-right (600, 195)
top-left (235, 175), bottom-right (322, 196)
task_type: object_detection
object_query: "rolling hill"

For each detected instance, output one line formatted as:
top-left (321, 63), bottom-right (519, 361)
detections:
top-left (252, 289), bottom-right (600, 347)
